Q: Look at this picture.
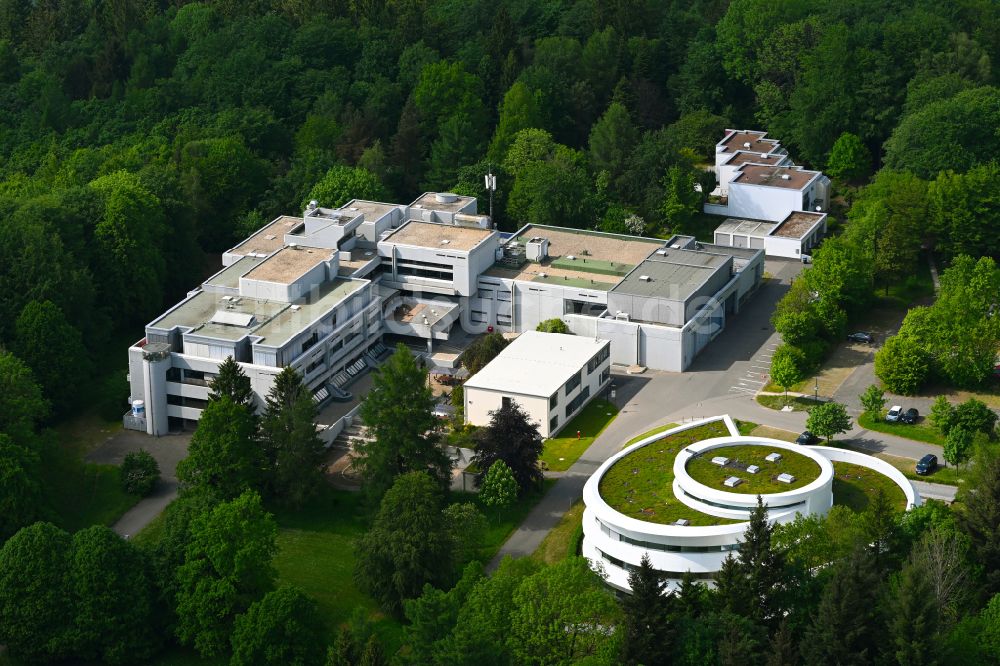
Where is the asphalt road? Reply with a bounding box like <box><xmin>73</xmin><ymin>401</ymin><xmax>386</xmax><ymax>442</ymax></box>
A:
<box><xmin>489</xmin><ymin>259</ymin><xmax>957</xmax><ymax>567</ymax></box>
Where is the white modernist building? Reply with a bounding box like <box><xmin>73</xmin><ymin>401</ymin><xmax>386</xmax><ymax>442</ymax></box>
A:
<box><xmin>582</xmin><ymin>416</ymin><xmax>921</xmax><ymax>592</ymax></box>
<box><xmin>463</xmin><ymin>331</ymin><xmax>611</xmax><ymax>437</ymax></box>
<box><xmin>127</xmin><ymin>189</ymin><xmax>768</xmax><ymax>435</ymax></box>
<box><xmin>712</xmin><ymin>211</ymin><xmax>828</xmax><ymax>260</ymax></box>
<box><xmin>705</xmin><ymin>129</ymin><xmax>832</xmax><ymax>258</ymax></box>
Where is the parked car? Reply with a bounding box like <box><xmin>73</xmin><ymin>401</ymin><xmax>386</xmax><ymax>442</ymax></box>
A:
<box><xmin>901</xmin><ymin>407</ymin><xmax>920</xmax><ymax>424</ymax></box>
<box><xmin>800</xmin><ymin>254</ymin><xmax>813</xmax><ymax>264</ymax></box>
<box><xmin>796</xmin><ymin>430</ymin><xmax>819</xmax><ymax>445</ymax></box>
<box><xmin>886</xmin><ymin>405</ymin><xmax>903</xmax><ymax>422</ymax></box>
<box><xmin>916</xmin><ymin>454</ymin><xmax>938</xmax><ymax>475</ymax></box>
<box><xmin>847</xmin><ymin>331</ymin><xmax>875</xmax><ymax>344</ymax></box>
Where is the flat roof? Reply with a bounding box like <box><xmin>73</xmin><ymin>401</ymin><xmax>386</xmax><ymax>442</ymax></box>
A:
<box><xmin>381</xmin><ymin>220</ymin><xmax>494</xmax><ymax>251</ymax></box>
<box><xmin>203</xmin><ymin>255</ymin><xmax>266</xmax><ymax>289</ymax></box>
<box><xmin>732</xmin><ymin>165</ymin><xmax>818</xmax><ymax>190</ymax></box>
<box><xmin>148</xmin><ymin>291</ymin><xmax>288</xmax><ymax>341</ymax></box>
<box><xmin>719</xmin><ymin>130</ymin><xmax>779</xmax><ymax>155</ymax></box>
<box><xmin>714</xmin><ymin>218</ymin><xmax>778</xmax><ymax>237</ymax></box>
<box><xmin>389</xmin><ymin>299</ymin><xmax>459</xmax><ymax>328</ymax></box>
<box><xmin>338</xmin><ymin>199</ymin><xmax>401</xmax><ymax>221</ymax></box>
<box><xmin>511</xmin><ymin>225</ymin><xmax>664</xmax><ymax>265</ymax></box>
<box><xmin>773</xmin><ymin>211</ymin><xmax>826</xmax><ymax>239</ymax></box>
<box><xmin>724</xmin><ymin>150</ymin><xmax>784</xmax><ymax>166</ymax></box>
<box><xmin>229</xmin><ymin>216</ymin><xmax>303</xmax><ymax>256</ymax></box>
<box><xmin>697</xmin><ymin>242</ymin><xmax>761</xmax><ymax>260</ymax></box>
<box><xmin>243</xmin><ymin>246</ymin><xmax>334</xmax><ymax>284</ymax></box>
<box><xmin>464</xmin><ymin>331</ymin><xmax>609</xmax><ymax>397</ymax></box>
<box><xmin>410</xmin><ymin>192</ymin><xmax>477</xmax><ymax>213</ymax></box>
<box><xmin>613</xmin><ymin>250</ymin><xmax>729</xmax><ymax>301</ymax></box>
<box><xmin>252</xmin><ymin>279</ymin><xmax>365</xmax><ymax>347</ymax></box>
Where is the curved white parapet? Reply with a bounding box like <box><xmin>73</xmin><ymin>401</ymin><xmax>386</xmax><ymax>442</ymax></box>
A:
<box><xmin>808</xmin><ymin>445</ymin><xmax>921</xmax><ymax>509</ymax></box>
<box><xmin>582</xmin><ymin>415</ymin><xmax>921</xmax><ymax>592</ymax></box>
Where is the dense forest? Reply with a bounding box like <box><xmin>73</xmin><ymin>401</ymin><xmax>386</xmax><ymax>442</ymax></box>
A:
<box><xmin>2</xmin><ymin>0</ymin><xmax>1000</xmax><ymax>664</ymax></box>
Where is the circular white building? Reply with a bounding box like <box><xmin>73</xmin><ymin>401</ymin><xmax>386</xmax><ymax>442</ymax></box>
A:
<box><xmin>582</xmin><ymin>415</ymin><xmax>920</xmax><ymax>592</ymax></box>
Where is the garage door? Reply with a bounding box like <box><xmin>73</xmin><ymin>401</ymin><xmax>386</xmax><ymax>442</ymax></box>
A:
<box><xmin>749</xmin><ymin>236</ymin><xmax>765</xmax><ymax>249</ymax></box>
<box><xmin>714</xmin><ymin>232</ymin><xmax>731</xmax><ymax>246</ymax></box>
<box><xmin>733</xmin><ymin>234</ymin><xmax>748</xmax><ymax>248</ymax></box>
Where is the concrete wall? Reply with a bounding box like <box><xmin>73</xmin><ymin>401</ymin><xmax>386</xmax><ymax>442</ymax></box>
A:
<box><xmin>465</xmin><ymin>388</ymin><xmax>552</xmax><ymax>435</ymax></box>
<box><xmin>727</xmin><ymin>183</ymin><xmax>801</xmax><ymax>222</ymax></box>
<box><xmin>379</xmin><ymin>237</ymin><xmax>500</xmax><ymax>297</ymax></box>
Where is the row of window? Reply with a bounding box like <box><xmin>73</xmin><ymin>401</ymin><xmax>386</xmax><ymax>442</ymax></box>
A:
<box><xmin>586</xmin><ymin>346</ymin><xmax>610</xmax><ymax>374</ymax></box>
<box><xmin>596</xmin><ymin>518</ymin><xmax>740</xmax><ymax>553</ymax></box>
<box><xmin>678</xmin><ymin>488</ymin><xmax>805</xmax><ymax>514</ymax></box>
<box><xmin>565</xmin><ymin>385</ymin><xmax>590</xmax><ymax>417</ymax></box>
<box><xmin>564</xmin><ymin>370</ymin><xmax>582</xmax><ymax>396</ymax></box>
<box><xmin>597</xmin><ymin>549</ymin><xmax>717</xmax><ymax>580</ymax></box>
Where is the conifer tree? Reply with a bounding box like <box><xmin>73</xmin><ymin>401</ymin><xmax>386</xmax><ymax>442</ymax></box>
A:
<box><xmin>209</xmin><ymin>356</ymin><xmax>254</xmax><ymax>409</ymax></box>
<box><xmin>260</xmin><ymin>366</ymin><xmax>325</xmax><ymax>507</ymax></box>
<box><xmin>621</xmin><ymin>554</ymin><xmax>674</xmax><ymax>666</ymax></box>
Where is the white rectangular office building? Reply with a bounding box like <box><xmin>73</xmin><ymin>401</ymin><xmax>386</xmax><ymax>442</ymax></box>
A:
<box><xmin>463</xmin><ymin>331</ymin><xmax>611</xmax><ymax>437</ymax></box>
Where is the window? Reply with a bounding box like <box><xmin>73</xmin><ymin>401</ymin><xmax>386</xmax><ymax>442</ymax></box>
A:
<box><xmin>302</xmin><ymin>331</ymin><xmax>319</xmax><ymax>353</ymax></box>
<box><xmin>502</xmin><ymin>396</ymin><xmax>513</xmax><ymax>409</ymax></box>
<box><xmin>565</xmin><ymin>386</ymin><xmax>590</xmax><ymax>417</ymax></box>
<box><xmin>564</xmin><ymin>370</ymin><xmax>582</xmax><ymax>396</ymax></box>
<box><xmin>586</xmin><ymin>346</ymin><xmax>610</xmax><ymax>374</ymax></box>
<box><xmin>549</xmin><ymin>392</ymin><xmax>558</xmax><ymax>409</ymax></box>
<box><xmin>477</xmin><ymin>288</ymin><xmax>494</xmax><ymax>298</ymax></box>
<box><xmin>550</xmin><ymin>415</ymin><xmax>559</xmax><ymax>433</ymax></box>
<box><xmin>600</xmin><ymin>368</ymin><xmax>611</xmax><ymax>384</ymax></box>
<box><xmin>305</xmin><ymin>357</ymin><xmax>323</xmax><ymax>374</ymax></box>
<box><xmin>497</xmin><ymin>291</ymin><xmax>511</xmax><ymax>302</ymax></box>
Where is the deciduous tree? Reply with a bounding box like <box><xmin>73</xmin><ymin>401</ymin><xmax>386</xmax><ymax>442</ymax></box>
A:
<box><xmin>13</xmin><ymin>299</ymin><xmax>90</xmax><ymax>411</ymax></box>
<box><xmin>120</xmin><ymin>450</ymin><xmax>160</xmax><ymax>496</ymax></box>
<box><xmin>535</xmin><ymin>318</ymin><xmax>569</xmax><ymax>333</ymax></box>
<box><xmin>462</xmin><ymin>332</ymin><xmax>509</xmax><ymax>375</ymax></box>
<box><xmin>806</xmin><ymin>402</ymin><xmax>852</xmax><ymax>443</ymax></box>
<box><xmin>472</xmin><ymin>400</ymin><xmax>544</xmax><ymax>495</ymax></box>
<box><xmin>175</xmin><ymin>490</ymin><xmax>277</xmax><ymax>657</ymax></box>
<box><xmin>231</xmin><ymin>586</ymin><xmax>326</xmax><ymax>666</ymax></box>
<box><xmin>875</xmin><ymin>335</ymin><xmax>930</xmax><ymax>396</ymax></box>
<box><xmin>479</xmin><ymin>460</ymin><xmax>518</xmax><ymax>525</ymax></box>
<box><xmin>355</xmin><ymin>472</ymin><xmax>455</xmax><ymax>616</ymax></box>
<box><xmin>859</xmin><ymin>384</ymin><xmax>887</xmax><ymax>419</ymax></box>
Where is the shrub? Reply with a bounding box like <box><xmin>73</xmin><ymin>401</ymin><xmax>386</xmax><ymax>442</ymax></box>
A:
<box><xmin>954</xmin><ymin>398</ymin><xmax>998</xmax><ymax>439</ymax></box>
<box><xmin>874</xmin><ymin>335</ymin><xmax>930</xmax><ymax>395</ymax></box>
<box><xmin>536</xmin><ymin>318</ymin><xmax>569</xmax><ymax>333</ymax></box>
<box><xmin>120</xmin><ymin>450</ymin><xmax>160</xmax><ymax>496</ymax></box>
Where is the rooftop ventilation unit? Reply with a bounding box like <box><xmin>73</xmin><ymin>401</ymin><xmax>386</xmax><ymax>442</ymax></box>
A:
<box><xmin>290</xmin><ymin>305</ymin><xmax>301</xmax><ymax>311</ymax></box>
<box><xmin>289</xmin><ymin>242</ymin><xmax>298</xmax><ymax>249</ymax></box>
<box><xmin>440</xmin><ymin>239</ymin><xmax>450</xmax><ymax>245</ymax></box>
<box><xmin>639</xmin><ymin>275</ymin><xmax>651</xmax><ymax>282</ymax></box>
<box><xmin>760</xmin><ymin>153</ymin><xmax>769</xmax><ymax>158</ymax></box>
<box><xmin>765</xmin><ymin>452</ymin><xmax>782</xmax><ymax>463</ymax></box>
<box><xmin>747</xmin><ymin>465</ymin><xmax>760</xmax><ymax>474</ymax></box>
<box><xmin>674</xmin><ymin>518</ymin><xmax>690</xmax><ymax>526</ymax></box>
<box><xmin>435</xmin><ymin>192</ymin><xmax>458</xmax><ymax>203</ymax></box>
<box><xmin>656</xmin><ymin>249</ymin><xmax>667</xmax><ymax>256</ymax></box>
<box><xmin>743</xmin><ymin>142</ymin><xmax>751</xmax><ymax>148</ymax></box>
<box><xmin>777</xmin><ymin>473</ymin><xmax>796</xmax><ymax>484</ymax></box>
<box><xmin>781</xmin><ymin>174</ymin><xmax>791</xmax><ymax>180</ymax></box>
<box><xmin>566</xmin><ymin>255</ymin><xmax>575</xmax><ymax>260</ymax></box>
<box><xmin>711</xmin><ymin>456</ymin><xmax>729</xmax><ymax>466</ymax></box>
<box><xmin>537</xmin><ymin>272</ymin><xmax>547</xmax><ymax>278</ymax></box>
<box><xmin>724</xmin><ymin>477</ymin><xmax>743</xmax><ymax>488</ymax></box>
<box><xmin>307</xmin><ymin>200</ymin><xmax>318</xmax><ymax>210</ymax></box>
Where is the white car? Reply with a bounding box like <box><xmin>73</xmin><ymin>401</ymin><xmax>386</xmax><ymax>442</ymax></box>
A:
<box><xmin>886</xmin><ymin>405</ymin><xmax>903</xmax><ymax>422</ymax></box>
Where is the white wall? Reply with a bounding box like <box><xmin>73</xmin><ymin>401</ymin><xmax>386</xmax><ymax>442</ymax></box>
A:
<box><xmin>464</xmin><ymin>388</ymin><xmax>552</xmax><ymax>435</ymax></box>
<box><xmin>727</xmin><ymin>183</ymin><xmax>801</xmax><ymax>222</ymax></box>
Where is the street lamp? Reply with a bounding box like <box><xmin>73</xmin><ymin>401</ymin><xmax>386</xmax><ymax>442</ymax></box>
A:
<box><xmin>814</xmin><ymin>377</ymin><xmax>819</xmax><ymax>403</ymax></box>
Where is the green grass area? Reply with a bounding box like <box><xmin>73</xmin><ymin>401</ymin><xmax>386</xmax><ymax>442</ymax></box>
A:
<box><xmin>549</xmin><ymin>256</ymin><xmax>632</xmax><ymax>276</ymax></box>
<box><xmin>531</xmin><ymin>500</ymin><xmax>585</xmax><ymax>565</ymax></box>
<box><xmin>269</xmin><ymin>489</ymin><xmax>404</xmax><ymax>652</ymax></box>
<box><xmin>857</xmin><ymin>412</ymin><xmax>946</xmax><ymax>446</ymax></box>
<box><xmin>451</xmin><ymin>478</ymin><xmax>556</xmax><ymax>563</ymax></box>
<box><xmin>541</xmin><ymin>399</ymin><xmax>619</xmax><ymax>471</ymax></box>
<box><xmin>44</xmin><ymin>461</ymin><xmax>140</xmax><ymax>532</ymax></box>
<box><xmin>833</xmin><ymin>443</ymin><xmax>967</xmax><ymax>487</ymax></box>
<box><xmin>685</xmin><ymin>445</ymin><xmax>821</xmax><ymax>494</ymax></box>
<box><xmin>598</xmin><ymin>421</ymin><xmax>743</xmax><ymax>526</ymax></box>
<box><xmin>756</xmin><ymin>394</ymin><xmax>823</xmax><ymax>412</ymax></box>
<box><xmin>621</xmin><ymin>419</ymin><xmax>755</xmax><ymax>450</ymax></box>
<box><xmin>832</xmin><ymin>461</ymin><xmax>907</xmax><ymax>512</ymax></box>
<box><xmin>530</xmin><ymin>274</ymin><xmax>614</xmax><ymax>290</ymax></box>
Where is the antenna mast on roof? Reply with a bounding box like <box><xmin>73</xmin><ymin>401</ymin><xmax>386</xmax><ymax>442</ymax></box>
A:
<box><xmin>484</xmin><ymin>166</ymin><xmax>497</xmax><ymax>229</ymax></box>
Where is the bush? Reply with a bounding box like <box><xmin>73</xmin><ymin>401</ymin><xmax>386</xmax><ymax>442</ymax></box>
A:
<box><xmin>119</xmin><ymin>450</ymin><xmax>160</xmax><ymax>496</ymax></box>
<box><xmin>874</xmin><ymin>335</ymin><xmax>930</xmax><ymax>395</ymax></box>
<box><xmin>954</xmin><ymin>398</ymin><xmax>998</xmax><ymax>439</ymax></box>
<box><xmin>536</xmin><ymin>318</ymin><xmax>569</xmax><ymax>333</ymax></box>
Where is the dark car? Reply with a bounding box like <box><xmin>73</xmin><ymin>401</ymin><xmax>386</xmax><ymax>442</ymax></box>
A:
<box><xmin>796</xmin><ymin>431</ymin><xmax>819</xmax><ymax>445</ymax></box>
<box><xmin>847</xmin><ymin>332</ymin><xmax>875</xmax><ymax>344</ymax></box>
<box><xmin>901</xmin><ymin>407</ymin><xmax>920</xmax><ymax>424</ymax></box>
<box><xmin>916</xmin><ymin>454</ymin><xmax>938</xmax><ymax>475</ymax></box>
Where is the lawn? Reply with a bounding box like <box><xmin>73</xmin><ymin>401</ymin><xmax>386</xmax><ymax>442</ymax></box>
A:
<box><xmin>832</xmin><ymin>461</ymin><xmax>906</xmax><ymax>512</ymax></box>
<box><xmin>756</xmin><ymin>394</ymin><xmax>823</xmax><ymax>412</ymax></box>
<box><xmin>269</xmin><ymin>489</ymin><xmax>405</xmax><ymax>652</ymax></box>
<box><xmin>541</xmin><ymin>399</ymin><xmax>618</xmax><ymax>471</ymax></box>
<box><xmin>685</xmin><ymin>445</ymin><xmax>821</xmax><ymax>494</ymax></box>
<box><xmin>833</xmin><ymin>443</ymin><xmax>967</xmax><ymax>487</ymax></box>
<box><xmin>749</xmin><ymin>425</ymin><xmax>800</xmax><ymax>442</ymax></box>
<box><xmin>621</xmin><ymin>419</ymin><xmax>755</xmax><ymax>450</ymax></box>
<box><xmin>858</xmin><ymin>412</ymin><xmax>946</xmax><ymax>447</ymax></box>
<box><xmin>531</xmin><ymin>500</ymin><xmax>585</xmax><ymax>565</ymax></box>
<box><xmin>598</xmin><ymin>421</ymin><xmax>743</xmax><ymax>526</ymax></box>
<box><xmin>452</xmin><ymin>478</ymin><xmax>557</xmax><ymax>562</ymax></box>
<box><xmin>40</xmin><ymin>419</ymin><xmax>140</xmax><ymax>532</ymax></box>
